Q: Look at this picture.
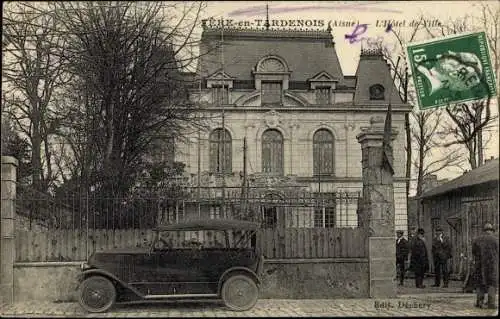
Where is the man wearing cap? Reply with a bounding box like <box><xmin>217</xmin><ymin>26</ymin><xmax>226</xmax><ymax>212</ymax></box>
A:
<box><xmin>471</xmin><ymin>223</ymin><xmax>498</xmax><ymax>309</ymax></box>
<box><xmin>432</xmin><ymin>226</ymin><xmax>452</xmax><ymax>288</ymax></box>
<box><xmin>410</xmin><ymin>228</ymin><xmax>429</xmax><ymax>288</ymax></box>
<box><xmin>396</xmin><ymin>230</ymin><xmax>409</xmax><ymax>286</ymax></box>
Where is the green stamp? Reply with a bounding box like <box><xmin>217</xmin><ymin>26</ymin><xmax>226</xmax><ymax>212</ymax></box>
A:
<box><xmin>406</xmin><ymin>31</ymin><xmax>497</xmax><ymax>110</ymax></box>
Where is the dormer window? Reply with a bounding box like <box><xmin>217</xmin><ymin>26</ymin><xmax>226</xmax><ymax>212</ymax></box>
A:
<box><xmin>369</xmin><ymin>84</ymin><xmax>385</xmax><ymax>100</ymax></box>
<box><xmin>206</xmin><ymin>70</ymin><xmax>234</xmax><ymax>105</ymax></box>
<box><xmin>308</xmin><ymin>71</ymin><xmax>337</xmax><ymax>105</ymax></box>
<box><xmin>253</xmin><ymin>56</ymin><xmax>291</xmax><ymax>107</ymax></box>
<box><xmin>316</xmin><ymin>87</ymin><xmax>331</xmax><ymax>104</ymax></box>
<box><xmin>212</xmin><ymin>85</ymin><xmax>229</xmax><ymax>105</ymax></box>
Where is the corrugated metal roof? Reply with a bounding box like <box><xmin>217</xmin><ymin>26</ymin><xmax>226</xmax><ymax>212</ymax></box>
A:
<box><xmin>419</xmin><ymin>158</ymin><xmax>499</xmax><ymax>199</ymax></box>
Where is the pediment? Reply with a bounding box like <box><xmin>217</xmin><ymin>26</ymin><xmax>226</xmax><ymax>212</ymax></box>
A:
<box><xmin>206</xmin><ymin>70</ymin><xmax>235</xmax><ymax>80</ymax></box>
<box><xmin>308</xmin><ymin>71</ymin><xmax>338</xmax><ymax>82</ymax></box>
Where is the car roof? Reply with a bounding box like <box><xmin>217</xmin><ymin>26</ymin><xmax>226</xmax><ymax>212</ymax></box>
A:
<box><xmin>155</xmin><ymin>219</ymin><xmax>261</xmax><ymax>231</ymax></box>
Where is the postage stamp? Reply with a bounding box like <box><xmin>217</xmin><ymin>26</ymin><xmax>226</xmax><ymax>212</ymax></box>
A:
<box><xmin>406</xmin><ymin>31</ymin><xmax>497</xmax><ymax>110</ymax></box>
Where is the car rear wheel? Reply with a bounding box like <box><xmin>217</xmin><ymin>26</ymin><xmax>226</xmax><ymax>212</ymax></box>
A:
<box><xmin>78</xmin><ymin>276</ymin><xmax>116</xmax><ymax>313</ymax></box>
<box><xmin>221</xmin><ymin>274</ymin><xmax>259</xmax><ymax>311</ymax></box>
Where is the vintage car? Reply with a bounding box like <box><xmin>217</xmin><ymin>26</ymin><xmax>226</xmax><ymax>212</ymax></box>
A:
<box><xmin>77</xmin><ymin>219</ymin><xmax>264</xmax><ymax>313</ymax></box>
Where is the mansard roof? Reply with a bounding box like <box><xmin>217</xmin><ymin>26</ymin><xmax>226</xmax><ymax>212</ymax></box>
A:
<box><xmin>198</xmin><ymin>27</ymin><xmax>347</xmax><ymax>85</ymax></box>
<box><xmin>353</xmin><ymin>49</ymin><xmax>403</xmax><ymax>105</ymax></box>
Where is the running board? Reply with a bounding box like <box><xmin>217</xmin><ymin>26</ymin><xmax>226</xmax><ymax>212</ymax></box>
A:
<box><xmin>144</xmin><ymin>294</ymin><xmax>218</xmax><ymax>299</ymax></box>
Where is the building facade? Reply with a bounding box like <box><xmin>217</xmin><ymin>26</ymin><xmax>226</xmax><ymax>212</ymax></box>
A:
<box><xmin>175</xmin><ymin>26</ymin><xmax>411</xmax><ymax>230</ymax></box>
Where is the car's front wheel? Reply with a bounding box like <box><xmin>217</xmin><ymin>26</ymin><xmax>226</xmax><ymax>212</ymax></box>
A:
<box><xmin>221</xmin><ymin>274</ymin><xmax>259</xmax><ymax>311</ymax></box>
<box><xmin>78</xmin><ymin>275</ymin><xmax>116</xmax><ymax>313</ymax></box>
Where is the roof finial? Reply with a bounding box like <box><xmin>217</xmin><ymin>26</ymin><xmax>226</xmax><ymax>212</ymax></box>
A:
<box><xmin>265</xmin><ymin>3</ymin><xmax>270</xmax><ymax>30</ymax></box>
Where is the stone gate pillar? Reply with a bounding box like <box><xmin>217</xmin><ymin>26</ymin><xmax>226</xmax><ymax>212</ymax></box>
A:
<box><xmin>1</xmin><ymin>156</ymin><xmax>18</xmax><ymax>305</ymax></box>
<box><xmin>356</xmin><ymin>117</ymin><xmax>398</xmax><ymax>298</ymax></box>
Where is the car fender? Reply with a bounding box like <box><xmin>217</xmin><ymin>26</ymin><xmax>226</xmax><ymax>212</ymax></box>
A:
<box><xmin>217</xmin><ymin>267</ymin><xmax>261</xmax><ymax>294</ymax></box>
<box><xmin>77</xmin><ymin>269</ymin><xmax>144</xmax><ymax>299</ymax></box>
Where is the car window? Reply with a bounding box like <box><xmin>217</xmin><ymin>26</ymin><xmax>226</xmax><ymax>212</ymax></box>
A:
<box><xmin>156</xmin><ymin>229</ymin><xmax>255</xmax><ymax>249</ymax></box>
<box><xmin>158</xmin><ymin>230</ymin><xmax>227</xmax><ymax>249</ymax></box>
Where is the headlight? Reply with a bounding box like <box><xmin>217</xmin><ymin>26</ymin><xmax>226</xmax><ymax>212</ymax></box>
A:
<box><xmin>80</xmin><ymin>262</ymin><xmax>91</xmax><ymax>271</ymax></box>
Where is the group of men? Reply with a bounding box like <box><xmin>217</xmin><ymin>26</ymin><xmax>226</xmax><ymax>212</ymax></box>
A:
<box><xmin>395</xmin><ymin>223</ymin><xmax>498</xmax><ymax>309</ymax></box>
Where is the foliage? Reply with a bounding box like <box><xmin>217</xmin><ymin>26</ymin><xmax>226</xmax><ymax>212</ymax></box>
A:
<box><xmin>1</xmin><ymin>117</ymin><xmax>34</xmax><ymax>183</ymax></box>
<box><xmin>2</xmin><ymin>2</ymin><xmax>206</xmax><ymax>228</ymax></box>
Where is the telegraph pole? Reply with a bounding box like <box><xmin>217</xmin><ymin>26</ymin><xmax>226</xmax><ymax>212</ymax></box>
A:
<box><xmin>197</xmin><ymin>77</ymin><xmax>202</xmax><ymax>218</ymax></box>
<box><xmin>240</xmin><ymin>137</ymin><xmax>248</xmax><ymax>218</ymax></box>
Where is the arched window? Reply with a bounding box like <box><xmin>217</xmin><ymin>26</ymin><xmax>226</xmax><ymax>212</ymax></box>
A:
<box><xmin>262</xmin><ymin>129</ymin><xmax>283</xmax><ymax>175</ymax></box>
<box><xmin>313</xmin><ymin>129</ymin><xmax>334</xmax><ymax>175</ymax></box>
<box><xmin>209</xmin><ymin>129</ymin><xmax>232</xmax><ymax>174</ymax></box>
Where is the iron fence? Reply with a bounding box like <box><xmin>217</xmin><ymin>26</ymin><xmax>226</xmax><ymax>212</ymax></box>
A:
<box><xmin>15</xmin><ymin>185</ymin><xmax>365</xmax><ymax>261</ymax></box>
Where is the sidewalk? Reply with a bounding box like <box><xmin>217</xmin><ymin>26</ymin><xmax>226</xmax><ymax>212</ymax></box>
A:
<box><xmin>1</xmin><ymin>279</ymin><xmax>497</xmax><ymax>317</ymax></box>
<box><xmin>396</xmin><ymin>277</ymin><xmax>465</xmax><ymax>295</ymax></box>
<box><xmin>1</xmin><ymin>294</ymin><xmax>497</xmax><ymax>317</ymax></box>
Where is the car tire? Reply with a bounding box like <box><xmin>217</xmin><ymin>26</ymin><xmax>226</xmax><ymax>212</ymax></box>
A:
<box><xmin>221</xmin><ymin>274</ymin><xmax>259</xmax><ymax>311</ymax></box>
<box><xmin>78</xmin><ymin>275</ymin><xmax>116</xmax><ymax>313</ymax></box>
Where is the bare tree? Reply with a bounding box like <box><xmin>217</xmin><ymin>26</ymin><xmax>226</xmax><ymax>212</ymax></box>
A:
<box><xmin>381</xmin><ymin>16</ymin><xmax>465</xmax><ymax>197</ymax></box>
<box><xmin>424</xmin><ymin>3</ymin><xmax>499</xmax><ymax>169</ymax></box>
<box><xmin>411</xmin><ymin>110</ymin><xmax>465</xmax><ymax>195</ymax></box>
<box><xmin>2</xmin><ymin>2</ymin><xmax>69</xmax><ymax>192</ymax></box>
<box><xmin>382</xmin><ymin>17</ymin><xmax>422</xmax><ymax>201</ymax></box>
<box><xmin>49</xmin><ymin>2</ymin><xmax>205</xmax><ymax>199</ymax></box>
<box><xmin>380</xmin><ymin>14</ymin><xmax>475</xmax><ymax>199</ymax></box>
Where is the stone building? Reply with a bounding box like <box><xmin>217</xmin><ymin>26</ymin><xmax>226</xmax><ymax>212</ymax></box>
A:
<box><xmin>174</xmin><ymin>25</ymin><xmax>411</xmax><ymax>230</ymax></box>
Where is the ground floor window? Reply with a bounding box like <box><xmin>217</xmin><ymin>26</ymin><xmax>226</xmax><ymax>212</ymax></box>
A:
<box><xmin>210</xmin><ymin>204</ymin><xmax>221</xmax><ymax>219</ymax></box>
<box><xmin>313</xmin><ymin>193</ymin><xmax>336</xmax><ymax>228</ymax></box>
<box><xmin>314</xmin><ymin>207</ymin><xmax>336</xmax><ymax>228</ymax></box>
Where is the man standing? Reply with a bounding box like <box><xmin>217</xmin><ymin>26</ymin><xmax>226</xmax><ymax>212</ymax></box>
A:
<box><xmin>396</xmin><ymin>230</ymin><xmax>409</xmax><ymax>286</ymax></box>
<box><xmin>432</xmin><ymin>226</ymin><xmax>452</xmax><ymax>288</ymax></box>
<box><xmin>471</xmin><ymin>223</ymin><xmax>498</xmax><ymax>309</ymax></box>
<box><xmin>410</xmin><ymin>228</ymin><xmax>429</xmax><ymax>288</ymax></box>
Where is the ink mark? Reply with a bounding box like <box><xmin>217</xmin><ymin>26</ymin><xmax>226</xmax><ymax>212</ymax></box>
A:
<box><xmin>227</xmin><ymin>4</ymin><xmax>403</xmax><ymax>17</ymax></box>
<box><xmin>385</xmin><ymin>23</ymin><xmax>392</xmax><ymax>33</ymax></box>
<box><xmin>345</xmin><ymin>24</ymin><xmax>368</xmax><ymax>44</ymax></box>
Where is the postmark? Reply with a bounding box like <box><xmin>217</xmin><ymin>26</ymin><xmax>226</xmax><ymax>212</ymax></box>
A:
<box><xmin>406</xmin><ymin>31</ymin><xmax>497</xmax><ymax>110</ymax></box>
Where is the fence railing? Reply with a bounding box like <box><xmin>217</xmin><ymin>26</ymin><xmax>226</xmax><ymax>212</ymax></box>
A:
<box><xmin>16</xmin><ymin>186</ymin><xmax>361</xmax><ymax>230</ymax></box>
<box><xmin>15</xmin><ymin>187</ymin><xmax>366</xmax><ymax>262</ymax></box>
<box><xmin>258</xmin><ymin>227</ymin><xmax>366</xmax><ymax>259</ymax></box>
<box><xmin>16</xmin><ymin>227</ymin><xmax>367</xmax><ymax>262</ymax></box>
<box><xmin>15</xmin><ymin>228</ymin><xmax>247</xmax><ymax>262</ymax></box>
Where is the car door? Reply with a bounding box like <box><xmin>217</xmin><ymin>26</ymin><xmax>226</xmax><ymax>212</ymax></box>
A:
<box><xmin>126</xmin><ymin>252</ymin><xmax>162</xmax><ymax>296</ymax></box>
<box><xmin>157</xmin><ymin>248</ymin><xmax>214</xmax><ymax>295</ymax></box>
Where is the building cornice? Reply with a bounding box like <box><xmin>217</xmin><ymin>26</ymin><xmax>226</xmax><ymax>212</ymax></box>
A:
<box><xmin>197</xmin><ymin>104</ymin><xmax>412</xmax><ymax>113</ymax></box>
<box><xmin>202</xmin><ymin>27</ymin><xmax>334</xmax><ymax>42</ymax></box>
<box><xmin>296</xmin><ymin>176</ymin><xmax>408</xmax><ymax>183</ymax></box>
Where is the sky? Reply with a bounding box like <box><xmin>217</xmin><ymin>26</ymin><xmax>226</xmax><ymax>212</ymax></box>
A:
<box><xmin>199</xmin><ymin>1</ymin><xmax>499</xmax><ymax>184</ymax></box>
